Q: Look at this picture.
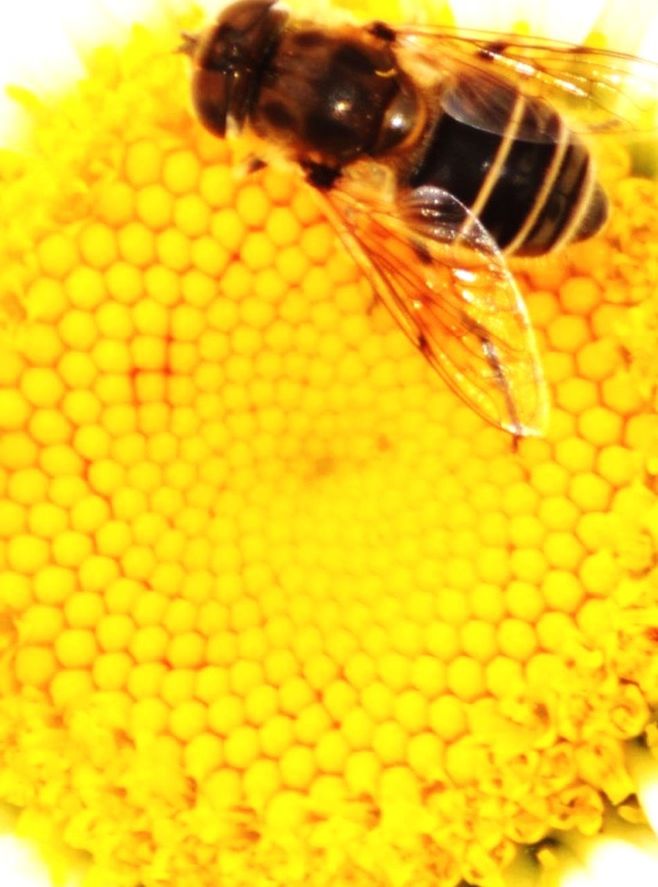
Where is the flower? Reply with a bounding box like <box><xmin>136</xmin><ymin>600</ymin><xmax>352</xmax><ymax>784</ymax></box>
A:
<box><xmin>1</xmin><ymin>1</ymin><xmax>658</xmax><ymax>886</ymax></box>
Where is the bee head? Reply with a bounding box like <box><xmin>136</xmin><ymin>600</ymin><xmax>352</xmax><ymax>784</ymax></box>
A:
<box><xmin>188</xmin><ymin>0</ymin><xmax>288</xmax><ymax>137</ymax></box>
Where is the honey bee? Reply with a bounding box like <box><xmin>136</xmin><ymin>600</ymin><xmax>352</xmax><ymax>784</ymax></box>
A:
<box><xmin>184</xmin><ymin>0</ymin><xmax>658</xmax><ymax>437</ymax></box>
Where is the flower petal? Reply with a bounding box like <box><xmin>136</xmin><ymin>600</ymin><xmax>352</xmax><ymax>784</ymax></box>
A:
<box><xmin>0</xmin><ymin>834</ymin><xmax>53</xmax><ymax>887</ymax></box>
<box><xmin>585</xmin><ymin>839</ymin><xmax>658</xmax><ymax>885</ymax></box>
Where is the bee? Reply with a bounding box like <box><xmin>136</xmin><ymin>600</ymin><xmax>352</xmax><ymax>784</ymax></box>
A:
<box><xmin>184</xmin><ymin>0</ymin><xmax>658</xmax><ymax>437</ymax></box>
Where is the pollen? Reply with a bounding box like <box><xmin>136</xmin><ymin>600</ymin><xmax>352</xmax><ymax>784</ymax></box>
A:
<box><xmin>0</xmin><ymin>10</ymin><xmax>657</xmax><ymax>887</ymax></box>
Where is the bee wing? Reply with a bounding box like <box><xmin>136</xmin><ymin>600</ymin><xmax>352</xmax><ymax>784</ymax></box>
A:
<box><xmin>393</xmin><ymin>25</ymin><xmax>658</xmax><ymax>138</ymax></box>
<box><xmin>318</xmin><ymin>180</ymin><xmax>549</xmax><ymax>437</ymax></box>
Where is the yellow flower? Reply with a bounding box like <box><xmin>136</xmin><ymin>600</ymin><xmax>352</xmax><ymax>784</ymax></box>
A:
<box><xmin>1</xmin><ymin>1</ymin><xmax>658</xmax><ymax>885</ymax></box>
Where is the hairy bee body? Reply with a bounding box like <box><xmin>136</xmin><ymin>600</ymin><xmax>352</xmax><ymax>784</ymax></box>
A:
<box><xmin>190</xmin><ymin>0</ymin><xmax>606</xmax><ymax>257</ymax></box>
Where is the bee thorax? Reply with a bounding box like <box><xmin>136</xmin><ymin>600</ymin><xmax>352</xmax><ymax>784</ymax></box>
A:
<box><xmin>252</xmin><ymin>29</ymin><xmax>415</xmax><ymax>164</ymax></box>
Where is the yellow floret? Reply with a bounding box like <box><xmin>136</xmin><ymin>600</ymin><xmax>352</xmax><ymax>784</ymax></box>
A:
<box><xmin>14</xmin><ymin>645</ymin><xmax>57</xmax><ymax>686</ymax></box>
<box><xmin>93</xmin><ymin>651</ymin><xmax>132</xmax><ymax>690</ymax></box>
<box><xmin>97</xmin><ymin>613</ymin><xmax>135</xmax><ymax>652</ymax></box>
<box><xmin>51</xmin><ymin>669</ymin><xmax>94</xmax><ymax>706</ymax></box>
<box><xmin>169</xmin><ymin>698</ymin><xmax>207</xmax><ymax>740</ymax></box>
<box><xmin>64</xmin><ymin>591</ymin><xmax>105</xmax><ymax>627</ymax></box>
<box><xmin>54</xmin><ymin>628</ymin><xmax>97</xmax><ymax>667</ymax></box>
<box><xmin>0</xmin><ymin>389</ymin><xmax>30</xmax><ymax>430</ymax></box>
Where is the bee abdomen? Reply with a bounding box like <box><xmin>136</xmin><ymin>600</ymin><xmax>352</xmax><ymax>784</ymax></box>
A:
<box><xmin>505</xmin><ymin>136</ymin><xmax>607</xmax><ymax>256</ymax></box>
<box><xmin>409</xmin><ymin>75</ymin><xmax>607</xmax><ymax>256</ymax></box>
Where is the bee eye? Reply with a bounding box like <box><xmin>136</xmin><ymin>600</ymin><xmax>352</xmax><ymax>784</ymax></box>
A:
<box><xmin>189</xmin><ymin>0</ymin><xmax>289</xmax><ymax>136</ymax></box>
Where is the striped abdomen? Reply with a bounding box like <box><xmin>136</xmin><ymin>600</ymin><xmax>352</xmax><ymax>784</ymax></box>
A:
<box><xmin>408</xmin><ymin>74</ymin><xmax>608</xmax><ymax>256</ymax></box>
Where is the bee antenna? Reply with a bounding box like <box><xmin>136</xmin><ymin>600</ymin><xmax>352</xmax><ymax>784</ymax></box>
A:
<box><xmin>177</xmin><ymin>31</ymin><xmax>199</xmax><ymax>56</ymax></box>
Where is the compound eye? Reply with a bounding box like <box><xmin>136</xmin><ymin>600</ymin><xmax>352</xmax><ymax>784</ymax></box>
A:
<box><xmin>191</xmin><ymin>67</ymin><xmax>230</xmax><ymax>137</ymax></box>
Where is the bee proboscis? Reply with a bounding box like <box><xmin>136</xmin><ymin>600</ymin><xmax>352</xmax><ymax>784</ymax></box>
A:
<box><xmin>185</xmin><ymin>0</ymin><xmax>658</xmax><ymax>437</ymax></box>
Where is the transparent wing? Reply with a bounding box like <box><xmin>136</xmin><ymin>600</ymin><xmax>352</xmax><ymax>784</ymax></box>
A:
<box><xmin>390</xmin><ymin>24</ymin><xmax>658</xmax><ymax>138</ymax></box>
<box><xmin>317</xmin><ymin>179</ymin><xmax>549</xmax><ymax>437</ymax></box>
